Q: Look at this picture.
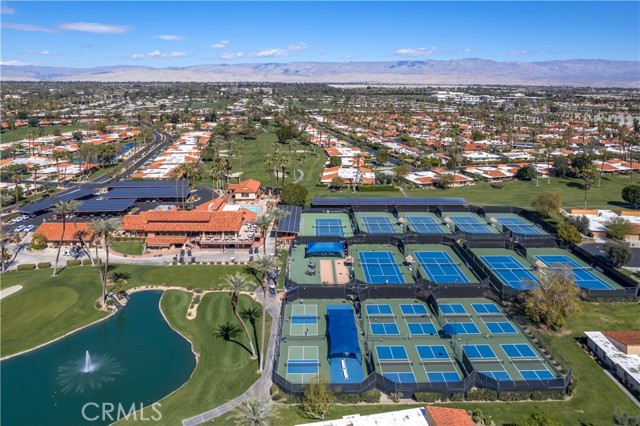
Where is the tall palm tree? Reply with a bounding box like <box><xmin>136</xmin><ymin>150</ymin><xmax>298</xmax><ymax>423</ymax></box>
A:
<box><xmin>90</xmin><ymin>218</ymin><xmax>121</xmax><ymax>305</ymax></box>
<box><xmin>224</xmin><ymin>273</ymin><xmax>257</xmax><ymax>358</ymax></box>
<box><xmin>269</xmin><ymin>208</ymin><xmax>290</xmax><ymax>258</ymax></box>
<box><xmin>51</xmin><ymin>200</ymin><xmax>80</xmax><ymax>276</ymax></box>
<box><xmin>11</xmin><ymin>174</ymin><xmax>22</xmax><ymax>207</ymax></box>
<box><xmin>30</xmin><ymin>164</ymin><xmax>40</xmax><ymax>199</ymax></box>
<box><xmin>254</xmin><ymin>214</ymin><xmax>272</xmax><ymax>253</ymax></box>
<box><xmin>279</xmin><ymin>152</ymin><xmax>291</xmax><ymax>188</ymax></box>
<box><xmin>173</xmin><ymin>163</ymin><xmax>190</xmax><ymax>210</ymax></box>
<box><xmin>232</xmin><ymin>397</ymin><xmax>274</xmax><ymax>426</ymax></box>
<box><xmin>264</xmin><ymin>155</ymin><xmax>274</xmax><ymax>193</ymax></box>
<box><xmin>238</xmin><ymin>145</ymin><xmax>245</xmax><ymax>174</ymax></box>
<box><xmin>251</xmin><ymin>255</ymin><xmax>278</xmax><ymax>373</ymax></box>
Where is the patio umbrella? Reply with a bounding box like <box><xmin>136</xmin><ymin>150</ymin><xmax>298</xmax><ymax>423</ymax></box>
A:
<box><xmin>345</xmin><ymin>255</ymin><xmax>355</xmax><ymax>263</ymax></box>
<box><xmin>405</xmin><ymin>255</ymin><xmax>414</xmax><ymax>264</ymax></box>
<box><xmin>442</xmin><ymin>324</ymin><xmax>457</xmax><ymax>337</ymax></box>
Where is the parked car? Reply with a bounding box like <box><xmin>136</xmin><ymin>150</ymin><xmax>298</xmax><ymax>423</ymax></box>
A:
<box><xmin>24</xmin><ymin>224</ymin><xmax>35</xmax><ymax>232</ymax></box>
<box><xmin>29</xmin><ymin>214</ymin><xmax>36</xmax><ymax>218</ymax></box>
<box><xmin>269</xmin><ymin>284</ymin><xmax>277</xmax><ymax>295</ymax></box>
<box><xmin>14</xmin><ymin>225</ymin><xmax>25</xmax><ymax>233</ymax></box>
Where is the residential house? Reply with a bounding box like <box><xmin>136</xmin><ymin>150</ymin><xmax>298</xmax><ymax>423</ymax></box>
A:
<box><xmin>33</xmin><ymin>222</ymin><xmax>95</xmax><ymax>247</ymax></box>
<box><xmin>585</xmin><ymin>331</ymin><xmax>640</xmax><ymax>394</ymax></box>
<box><xmin>226</xmin><ymin>179</ymin><xmax>262</xmax><ymax>201</ymax></box>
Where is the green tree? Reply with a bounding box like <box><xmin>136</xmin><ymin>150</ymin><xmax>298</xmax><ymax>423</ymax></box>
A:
<box><xmin>531</xmin><ymin>192</ymin><xmax>562</xmax><ymax>218</ymax></box>
<box><xmin>556</xmin><ymin>222</ymin><xmax>582</xmax><ymax>244</ymax></box>
<box><xmin>280</xmin><ymin>183</ymin><xmax>308</xmax><ymax>206</ymax></box>
<box><xmin>575</xmin><ymin>165</ymin><xmax>599</xmax><ymax>208</ymax></box>
<box><xmin>471</xmin><ymin>129</ymin><xmax>485</xmax><ymax>141</ymax></box>
<box><xmin>622</xmin><ymin>185</ymin><xmax>640</xmax><ymax>209</ymax></box>
<box><xmin>604</xmin><ymin>240</ymin><xmax>633</xmax><ymax>267</ymax></box>
<box><xmin>51</xmin><ymin>200</ymin><xmax>80</xmax><ymax>277</ymax></box>
<box><xmin>613</xmin><ymin>411</ymin><xmax>640</xmax><ymax>426</ymax></box>
<box><xmin>376</xmin><ymin>150</ymin><xmax>389</xmax><ymax>165</ymax></box>
<box><xmin>30</xmin><ymin>232</ymin><xmax>48</xmax><ymax>250</ymax></box>
<box><xmin>254</xmin><ymin>214</ymin><xmax>272</xmax><ymax>253</ymax></box>
<box><xmin>275</xmin><ymin>125</ymin><xmax>297</xmax><ymax>144</ymax></box>
<box><xmin>328</xmin><ymin>157</ymin><xmax>341</xmax><ymax>167</ymax></box>
<box><xmin>523</xmin><ymin>265</ymin><xmax>582</xmax><ymax>329</ymax></box>
<box><xmin>516</xmin><ymin>164</ymin><xmax>537</xmax><ymax>180</ymax></box>
<box><xmin>329</xmin><ymin>176</ymin><xmax>346</xmax><ymax>190</ymax></box>
<box><xmin>300</xmin><ymin>378</ymin><xmax>335</xmax><ymax>420</ymax></box>
<box><xmin>570</xmin><ymin>153</ymin><xmax>592</xmax><ymax>173</ymax></box>
<box><xmin>516</xmin><ymin>411</ymin><xmax>562</xmax><ymax>426</ymax></box>
<box><xmin>233</xmin><ymin>397</ymin><xmax>274</xmax><ymax>426</ymax></box>
<box><xmin>606</xmin><ymin>217</ymin><xmax>634</xmax><ymax>240</ymax></box>
<box><xmin>435</xmin><ymin>173</ymin><xmax>455</xmax><ymax>189</ymax></box>
<box><xmin>90</xmin><ymin>218</ymin><xmax>121</xmax><ymax>306</ymax></box>
<box><xmin>224</xmin><ymin>273</ymin><xmax>257</xmax><ymax>358</ymax></box>
<box><xmin>393</xmin><ymin>165</ymin><xmax>409</xmax><ymax>182</ymax></box>
<box><xmin>553</xmin><ymin>155</ymin><xmax>569</xmax><ymax>177</ymax></box>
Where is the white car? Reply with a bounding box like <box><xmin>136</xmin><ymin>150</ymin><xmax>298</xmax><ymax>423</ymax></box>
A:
<box><xmin>24</xmin><ymin>224</ymin><xmax>35</xmax><ymax>232</ymax></box>
<box><xmin>14</xmin><ymin>225</ymin><xmax>25</xmax><ymax>233</ymax></box>
<box><xmin>12</xmin><ymin>217</ymin><xmax>23</xmax><ymax>223</ymax></box>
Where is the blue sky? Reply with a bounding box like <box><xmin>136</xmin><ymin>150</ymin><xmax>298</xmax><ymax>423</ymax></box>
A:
<box><xmin>1</xmin><ymin>1</ymin><xmax>638</xmax><ymax>67</ymax></box>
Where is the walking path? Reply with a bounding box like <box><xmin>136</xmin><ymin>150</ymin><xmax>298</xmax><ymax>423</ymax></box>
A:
<box><xmin>0</xmin><ymin>285</ymin><xmax>22</xmax><ymax>299</ymax></box>
<box><xmin>181</xmin><ymin>287</ymin><xmax>281</xmax><ymax>426</ymax></box>
<box><xmin>293</xmin><ymin>168</ymin><xmax>305</xmax><ymax>184</ymax></box>
<box><xmin>398</xmin><ymin>186</ymin><xmax>409</xmax><ymax>198</ymax></box>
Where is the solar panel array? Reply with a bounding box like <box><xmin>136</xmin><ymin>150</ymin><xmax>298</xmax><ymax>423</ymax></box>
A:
<box><xmin>76</xmin><ymin>199</ymin><xmax>136</xmax><ymax>213</ymax></box>
<box><xmin>104</xmin><ymin>186</ymin><xmax>188</xmax><ymax>199</ymax></box>
<box><xmin>311</xmin><ymin>197</ymin><xmax>468</xmax><ymax>207</ymax></box>
<box><xmin>277</xmin><ymin>205</ymin><xmax>302</xmax><ymax>233</ymax></box>
<box><xmin>18</xmin><ymin>188</ymin><xmax>95</xmax><ymax>214</ymax></box>
<box><xmin>107</xmin><ymin>180</ymin><xmax>188</xmax><ymax>189</ymax></box>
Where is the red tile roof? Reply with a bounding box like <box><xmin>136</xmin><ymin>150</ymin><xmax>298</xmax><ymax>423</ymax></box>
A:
<box><xmin>604</xmin><ymin>331</ymin><xmax>640</xmax><ymax>346</ymax></box>
<box><xmin>34</xmin><ymin>222</ymin><xmax>95</xmax><ymax>242</ymax></box>
<box><xmin>425</xmin><ymin>406</ymin><xmax>474</xmax><ymax>426</ymax></box>
<box><xmin>227</xmin><ymin>179</ymin><xmax>261</xmax><ymax>194</ymax></box>
<box><xmin>122</xmin><ymin>210</ymin><xmax>244</xmax><ymax>233</ymax></box>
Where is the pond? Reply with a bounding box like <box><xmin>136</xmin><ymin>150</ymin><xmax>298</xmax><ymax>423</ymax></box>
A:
<box><xmin>1</xmin><ymin>291</ymin><xmax>196</xmax><ymax>426</ymax></box>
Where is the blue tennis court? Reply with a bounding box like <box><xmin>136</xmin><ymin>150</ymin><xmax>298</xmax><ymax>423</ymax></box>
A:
<box><xmin>371</xmin><ymin>323</ymin><xmax>400</xmax><ymax>335</ymax></box>
<box><xmin>415</xmin><ymin>251</ymin><xmax>469</xmax><ymax>284</ymax></box>
<box><xmin>471</xmin><ymin>303</ymin><xmax>501</xmax><ymax>315</ymax></box>
<box><xmin>417</xmin><ymin>345</ymin><xmax>450</xmax><ymax>360</ymax></box>
<box><xmin>291</xmin><ymin>315</ymin><xmax>318</xmax><ymax>324</ymax></box>
<box><xmin>407</xmin><ymin>322</ymin><xmax>437</xmax><ymax>335</ymax></box>
<box><xmin>365</xmin><ymin>304</ymin><xmax>393</xmax><ymax>316</ymax></box>
<box><xmin>520</xmin><ymin>370</ymin><xmax>555</xmax><ymax>380</ymax></box>
<box><xmin>535</xmin><ymin>255</ymin><xmax>614</xmax><ymax>290</ymax></box>
<box><xmin>485</xmin><ymin>322</ymin><xmax>517</xmax><ymax>334</ymax></box>
<box><xmin>376</xmin><ymin>345</ymin><xmax>409</xmax><ymax>361</ymax></box>
<box><xmin>406</xmin><ymin>216</ymin><xmax>444</xmax><ymax>234</ymax></box>
<box><xmin>383</xmin><ymin>372</ymin><xmax>417</xmax><ymax>383</ymax></box>
<box><xmin>439</xmin><ymin>303</ymin><xmax>467</xmax><ymax>315</ymax></box>
<box><xmin>359</xmin><ymin>251</ymin><xmax>405</xmax><ymax>284</ymax></box>
<box><xmin>450</xmin><ymin>216</ymin><xmax>494</xmax><ymax>234</ymax></box>
<box><xmin>446</xmin><ymin>322</ymin><xmax>480</xmax><ymax>334</ymax></box>
<box><xmin>496</xmin><ymin>217</ymin><xmax>544</xmax><ymax>236</ymax></box>
<box><xmin>501</xmin><ymin>344</ymin><xmax>538</xmax><ymax>359</ymax></box>
<box><xmin>462</xmin><ymin>344</ymin><xmax>498</xmax><ymax>360</ymax></box>
<box><xmin>427</xmin><ymin>371</ymin><xmax>461</xmax><ymax>382</ymax></box>
<box><xmin>362</xmin><ymin>216</ymin><xmax>395</xmax><ymax>234</ymax></box>
<box><xmin>480</xmin><ymin>370</ymin><xmax>512</xmax><ymax>381</ymax></box>
<box><xmin>480</xmin><ymin>255</ymin><xmax>539</xmax><ymax>290</ymax></box>
<box><xmin>315</xmin><ymin>218</ymin><xmax>344</xmax><ymax>236</ymax></box>
<box><xmin>286</xmin><ymin>346</ymin><xmax>320</xmax><ymax>381</ymax></box>
<box><xmin>400</xmin><ymin>304</ymin><xmax>428</xmax><ymax>316</ymax></box>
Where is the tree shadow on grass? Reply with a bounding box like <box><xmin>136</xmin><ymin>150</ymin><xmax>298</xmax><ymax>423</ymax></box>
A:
<box><xmin>240</xmin><ymin>307</ymin><xmax>262</xmax><ymax>361</ymax></box>
<box><xmin>214</xmin><ymin>322</ymin><xmax>252</xmax><ymax>355</ymax></box>
<box><xmin>243</xmin><ymin>264</ymin><xmax>262</xmax><ymax>288</ymax></box>
<box><xmin>566</xmin><ymin>181</ymin><xmax>585</xmax><ymax>190</ymax></box>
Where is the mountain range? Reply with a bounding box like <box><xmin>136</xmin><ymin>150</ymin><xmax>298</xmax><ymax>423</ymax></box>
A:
<box><xmin>1</xmin><ymin>59</ymin><xmax>639</xmax><ymax>88</ymax></box>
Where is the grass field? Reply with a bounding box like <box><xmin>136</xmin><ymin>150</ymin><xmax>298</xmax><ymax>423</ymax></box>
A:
<box><xmin>0</xmin><ymin>124</ymin><xmax>85</xmax><ymax>144</ymax></box>
<box><xmin>117</xmin><ymin>290</ymin><xmax>269</xmax><ymax>425</ymax></box>
<box><xmin>0</xmin><ymin>263</ymin><xmax>265</xmax><ymax>357</ymax></box>
<box><xmin>219</xmin><ymin>301</ymin><xmax>640</xmax><ymax>426</ymax></box>
<box><xmin>109</xmin><ymin>240</ymin><xmax>144</xmax><ymax>255</ymax></box>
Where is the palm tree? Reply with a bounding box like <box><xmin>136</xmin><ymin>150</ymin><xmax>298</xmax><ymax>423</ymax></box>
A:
<box><xmin>232</xmin><ymin>397</ymin><xmax>274</xmax><ymax>426</ymax></box>
<box><xmin>254</xmin><ymin>214</ymin><xmax>272</xmax><ymax>253</ymax></box>
<box><xmin>238</xmin><ymin>145</ymin><xmax>245</xmax><ymax>174</ymax></box>
<box><xmin>264</xmin><ymin>155</ymin><xmax>275</xmax><ymax>194</ymax></box>
<box><xmin>30</xmin><ymin>164</ymin><xmax>40</xmax><ymax>199</ymax></box>
<box><xmin>224</xmin><ymin>273</ymin><xmax>257</xmax><ymax>358</ymax></box>
<box><xmin>269</xmin><ymin>208</ymin><xmax>290</xmax><ymax>258</ymax></box>
<box><xmin>11</xmin><ymin>174</ymin><xmax>22</xmax><ymax>207</ymax></box>
<box><xmin>251</xmin><ymin>255</ymin><xmax>278</xmax><ymax>373</ymax></box>
<box><xmin>173</xmin><ymin>163</ymin><xmax>190</xmax><ymax>210</ymax></box>
<box><xmin>90</xmin><ymin>218</ymin><xmax>121</xmax><ymax>305</ymax></box>
<box><xmin>279</xmin><ymin>152</ymin><xmax>291</xmax><ymax>188</ymax></box>
<box><xmin>51</xmin><ymin>200</ymin><xmax>80</xmax><ymax>276</ymax></box>
<box><xmin>215</xmin><ymin>322</ymin><xmax>242</xmax><ymax>341</ymax></box>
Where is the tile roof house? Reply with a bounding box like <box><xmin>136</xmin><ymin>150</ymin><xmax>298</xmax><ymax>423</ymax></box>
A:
<box><xmin>585</xmin><ymin>331</ymin><xmax>640</xmax><ymax>394</ymax></box>
<box><xmin>603</xmin><ymin>331</ymin><xmax>640</xmax><ymax>356</ymax></box>
<box><xmin>425</xmin><ymin>406</ymin><xmax>475</xmax><ymax>426</ymax></box>
<box><xmin>226</xmin><ymin>179</ymin><xmax>262</xmax><ymax>200</ymax></box>
<box><xmin>34</xmin><ymin>222</ymin><xmax>95</xmax><ymax>247</ymax></box>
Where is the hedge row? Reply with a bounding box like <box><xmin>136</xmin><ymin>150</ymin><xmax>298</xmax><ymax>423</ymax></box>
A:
<box><xmin>414</xmin><ymin>389</ymin><xmax>567</xmax><ymax>403</ymax></box>
<box><xmin>67</xmin><ymin>260</ymin><xmax>81</xmax><ymax>267</ymax></box>
<box><xmin>37</xmin><ymin>262</ymin><xmax>51</xmax><ymax>269</ymax></box>
<box><xmin>82</xmin><ymin>258</ymin><xmax>102</xmax><ymax>266</ymax></box>
<box><xmin>356</xmin><ymin>185</ymin><xmax>399</xmax><ymax>192</ymax></box>
<box><xmin>17</xmin><ymin>264</ymin><xmax>36</xmax><ymax>271</ymax></box>
<box><xmin>334</xmin><ymin>389</ymin><xmax>380</xmax><ymax>404</ymax></box>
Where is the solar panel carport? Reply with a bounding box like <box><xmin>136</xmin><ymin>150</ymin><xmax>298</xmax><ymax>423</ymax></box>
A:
<box><xmin>18</xmin><ymin>188</ymin><xmax>95</xmax><ymax>214</ymax></box>
<box><xmin>106</xmin><ymin>181</ymin><xmax>188</xmax><ymax>189</ymax></box>
<box><xmin>76</xmin><ymin>199</ymin><xmax>135</xmax><ymax>213</ymax></box>
<box><xmin>277</xmin><ymin>205</ymin><xmax>302</xmax><ymax>234</ymax></box>
<box><xmin>103</xmin><ymin>186</ymin><xmax>189</xmax><ymax>199</ymax></box>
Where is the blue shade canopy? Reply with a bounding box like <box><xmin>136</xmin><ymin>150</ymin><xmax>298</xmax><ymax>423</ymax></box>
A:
<box><xmin>442</xmin><ymin>324</ymin><xmax>458</xmax><ymax>336</ymax></box>
<box><xmin>306</xmin><ymin>242</ymin><xmax>344</xmax><ymax>255</ymax></box>
<box><xmin>326</xmin><ymin>306</ymin><xmax>361</xmax><ymax>359</ymax></box>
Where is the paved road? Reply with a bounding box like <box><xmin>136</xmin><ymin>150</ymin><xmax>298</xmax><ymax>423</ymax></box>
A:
<box><xmin>579</xmin><ymin>242</ymin><xmax>640</xmax><ymax>267</ymax></box>
<box><xmin>293</xmin><ymin>169</ymin><xmax>304</xmax><ymax>184</ymax></box>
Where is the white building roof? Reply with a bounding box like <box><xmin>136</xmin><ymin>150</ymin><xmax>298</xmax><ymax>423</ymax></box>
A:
<box><xmin>296</xmin><ymin>407</ymin><xmax>430</xmax><ymax>426</ymax></box>
<box><xmin>585</xmin><ymin>331</ymin><xmax>640</xmax><ymax>385</ymax></box>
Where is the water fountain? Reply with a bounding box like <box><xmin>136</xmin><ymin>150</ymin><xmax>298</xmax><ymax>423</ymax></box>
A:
<box><xmin>56</xmin><ymin>351</ymin><xmax>123</xmax><ymax>394</ymax></box>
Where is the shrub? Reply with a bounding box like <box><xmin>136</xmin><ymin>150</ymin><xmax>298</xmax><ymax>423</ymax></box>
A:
<box><xmin>466</xmin><ymin>388</ymin><xmax>498</xmax><ymax>401</ymax></box>
<box><xmin>499</xmin><ymin>391</ymin><xmax>531</xmax><ymax>401</ymax></box>
<box><xmin>356</xmin><ymin>185</ymin><xmax>399</xmax><ymax>192</ymax></box>
<box><xmin>280</xmin><ymin>183</ymin><xmax>309</xmax><ymax>206</ymax></box>
<box><xmin>491</xmin><ymin>182</ymin><xmax>504</xmax><ymax>189</ymax></box>
<box><xmin>67</xmin><ymin>259</ymin><xmax>81</xmax><ymax>267</ymax></box>
<box><xmin>17</xmin><ymin>263</ymin><xmax>36</xmax><ymax>271</ymax></box>
<box><xmin>413</xmin><ymin>392</ymin><xmax>442</xmax><ymax>403</ymax></box>
<box><xmin>360</xmin><ymin>389</ymin><xmax>381</xmax><ymax>403</ymax></box>
<box><xmin>389</xmin><ymin>392</ymin><xmax>403</xmax><ymax>403</ymax></box>
<box><xmin>449</xmin><ymin>392</ymin><xmax>464</xmax><ymax>401</ymax></box>
<box><xmin>30</xmin><ymin>232</ymin><xmax>48</xmax><ymax>250</ymax></box>
<box><xmin>556</xmin><ymin>222</ymin><xmax>582</xmax><ymax>244</ymax></box>
<box><xmin>530</xmin><ymin>390</ymin><xmax>564</xmax><ymax>401</ymax></box>
<box><xmin>532</xmin><ymin>192</ymin><xmax>562</xmax><ymax>217</ymax></box>
<box><xmin>37</xmin><ymin>262</ymin><xmax>51</xmax><ymax>269</ymax></box>
<box><xmin>82</xmin><ymin>258</ymin><xmax>101</xmax><ymax>266</ymax></box>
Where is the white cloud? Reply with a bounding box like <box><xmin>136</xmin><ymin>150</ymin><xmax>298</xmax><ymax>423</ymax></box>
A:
<box><xmin>40</xmin><ymin>50</ymin><xmax>51</xmax><ymax>55</ymax></box>
<box><xmin>507</xmin><ymin>49</ymin><xmax>529</xmax><ymax>57</ymax></box>
<box><xmin>220</xmin><ymin>52</ymin><xmax>245</xmax><ymax>60</ymax></box>
<box><xmin>211</xmin><ymin>40</ymin><xmax>230</xmax><ymax>49</ymax></box>
<box><xmin>130</xmin><ymin>50</ymin><xmax>187</xmax><ymax>59</ymax></box>
<box><xmin>395</xmin><ymin>47</ymin><xmax>438</xmax><ymax>57</ymax></box>
<box><xmin>59</xmin><ymin>22</ymin><xmax>130</xmax><ymax>34</ymax></box>
<box><xmin>0</xmin><ymin>60</ymin><xmax>31</xmax><ymax>66</ymax></box>
<box><xmin>152</xmin><ymin>34</ymin><xmax>184</xmax><ymax>41</ymax></box>
<box><xmin>254</xmin><ymin>48</ymin><xmax>289</xmax><ymax>58</ymax></box>
<box><xmin>1</xmin><ymin>22</ymin><xmax>57</xmax><ymax>33</ymax></box>
<box><xmin>1</xmin><ymin>6</ymin><xmax>16</xmax><ymax>15</ymax></box>
<box><xmin>287</xmin><ymin>42</ymin><xmax>307</xmax><ymax>51</ymax></box>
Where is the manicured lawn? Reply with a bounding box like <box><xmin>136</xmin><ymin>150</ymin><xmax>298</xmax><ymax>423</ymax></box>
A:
<box><xmin>0</xmin><ymin>264</ymin><xmax>265</xmax><ymax>357</ymax></box>
<box><xmin>118</xmin><ymin>290</ymin><xmax>269</xmax><ymax>425</ymax></box>
<box><xmin>109</xmin><ymin>240</ymin><xmax>145</xmax><ymax>255</ymax></box>
<box><xmin>224</xmin><ymin>301</ymin><xmax>640</xmax><ymax>426</ymax></box>
<box><xmin>407</xmin><ymin>174</ymin><xmax>638</xmax><ymax>209</ymax></box>
<box><xmin>0</xmin><ymin>124</ymin><xmax>84</xmax><ymax>144</ymax></box>
<box><xmin>0</xmin><ymin>267</ymin><xmax>107</xmax><ymax>357</ymax></box>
